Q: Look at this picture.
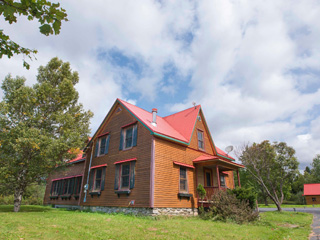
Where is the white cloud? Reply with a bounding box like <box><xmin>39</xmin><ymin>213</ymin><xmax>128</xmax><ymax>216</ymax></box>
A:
<box><xmin>1</xmin><ymin>0</ymin><xmax>320</xmax><ymax>169</ymax></box>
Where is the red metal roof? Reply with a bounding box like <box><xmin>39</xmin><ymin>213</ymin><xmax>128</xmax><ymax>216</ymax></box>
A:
<box><xmin>118</xmin><ymin>99</ymin><xmax>188</xmax><ymax>143</ymax></box>
<box><xmin>216</xmin><ymin>147</ymin><xmax>235</xmax><ymax>161</ymax></box>
<box><xmin>304</xmin><ymin>184</ymin><xmax>320</xmax><ymax>196</ymax></box>
<box><xmin>163</xmin><ymin>106</ymin><xmax>200</xmax><ymax>142</ymax></box>
<box><xmin>68</xmin><ymin>152</ymin><xmax>85</xmax><ymax>164</ymax></box>
<box><xmin>87</xmin><ymin>98</ymin><xmax>237</xmax><ymax>164</ymax></box>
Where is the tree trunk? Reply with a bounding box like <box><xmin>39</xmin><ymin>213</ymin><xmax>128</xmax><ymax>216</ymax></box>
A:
<box><xmin>275</xmin><ymin>202</ymin><xmax>282</xmax><ymax>212</ymax></box>
<box><xmin>264</xmin><ymin>196</ymin><xmax>269</xmax><ymax>206</ymax></box>
<box><xmin>13</xmin><ymin>187</ymin><xmax>24</xmax><ymax>212</ymax></box>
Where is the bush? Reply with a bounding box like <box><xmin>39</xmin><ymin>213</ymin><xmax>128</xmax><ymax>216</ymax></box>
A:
<box><xmin>230</xmin><ymin>187</ymin><xmax>257</xmax><ymax>209</ymax></box>
<box><xmin>207</xmin><ymin>190</ymin><xmax>259</xmax><ymax>224</ymax></box>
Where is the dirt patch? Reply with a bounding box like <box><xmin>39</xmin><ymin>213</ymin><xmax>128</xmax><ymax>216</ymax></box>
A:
<box><xmin>277</xmin><ymin>223</ymin><xmax>299</xmax><ymax>228</ymax></box>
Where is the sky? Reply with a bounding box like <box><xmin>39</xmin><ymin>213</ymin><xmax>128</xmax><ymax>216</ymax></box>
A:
<box><xmin>1</xmin><ymin>0</ymin><xmax>320</xmax><ymax>170</ymax></box>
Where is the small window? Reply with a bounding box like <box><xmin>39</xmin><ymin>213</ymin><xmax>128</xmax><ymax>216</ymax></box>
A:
<box><xmin>63</xmin><ymin>179</ymin><xmax>73</xmax><ymax>195</ymax></box>
<box><xmin>89</xmin><ymin>167</ymin><xmax>106</xmax><ymax>192</ymax></box>
<box><xmin>197</xmin><ymin>130</ymin><xmax>204</xmax><ymax>150</ymax></box>
<box><xmin>125</xmin><ymin>127</ymin><xmax>133</xmax><ymax>149</ymax></box>
<box><xmin>312</xmin><ymin>197</ymin><xmax>316</xmax><ymax>202</ymax></box>
<box><xmin>114</xmin><ymin>161</ymin><xmax>136</xmax><ymax>191</ymax></box>
<box><xmin>220</xmin><ymin>175</ymin><xmax>226</xmax><ymax>187</ymax></box>
<box><xmin>51</xmin><ymin>180</ymin><xmax>61</xmax><ymax>196</ymax></box>
<box><xmin>74</xmin><ymin>176</ymin><xmax>82</xmax><ymax>195</ymax></box>
<box><xmin>179</xmin><ymin>167</ymin><xmax>188</xmax><ymax>193</ymax></box>
<box><xmin>94</xmin><ymin>135</ymin><xmax>110</xmax><ymax>157</ymax></box>
<box><xmin>120</xmin><ymin>124</ymin><xmax>138</xmax><ymax>150</ymax></box>
<box><xmin>120</xmin><ymin>163</ymin><xmax>130</xmax><ymax>189</ymax></box>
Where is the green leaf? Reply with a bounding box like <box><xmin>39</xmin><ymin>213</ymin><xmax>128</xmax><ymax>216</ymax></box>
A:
<box><xmin>39</xmin><ymin>24</ymin><xmax>52</xmax><ymax>36</ymax></box>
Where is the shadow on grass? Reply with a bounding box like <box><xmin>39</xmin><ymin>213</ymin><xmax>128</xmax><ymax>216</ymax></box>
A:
<box><xmin>0</xmin><ymin>205</ymin><xmax>56</xmax><ymax>212</ymax></box>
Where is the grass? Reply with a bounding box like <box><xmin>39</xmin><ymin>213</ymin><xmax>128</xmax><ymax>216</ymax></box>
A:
<box><xmin>0</xmin><ymin>205</ymin><xmax>313</xmax><ymax>240</ymax></box>
<box><xmin>259</xmin><ymin>204</ymin><xmax>320</xmax><ymax>208</ymax></box>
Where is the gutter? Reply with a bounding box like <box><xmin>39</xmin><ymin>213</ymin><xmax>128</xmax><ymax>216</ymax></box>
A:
<box><xmin>83</xmin><ymin>144</ymin><xmax>94</xmax><ymax>203</ymax></box>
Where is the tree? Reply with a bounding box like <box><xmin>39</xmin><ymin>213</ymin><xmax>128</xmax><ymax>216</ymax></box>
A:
<box><xmin>0</xmin><ymin>57</ymin><xmax>93</xmax><ymax>212</ymax></box>
<box><xmin>239</xmin><ymin>141</ymin><xmax>299</xmax><ymax>211</ymax></box>
<box><xmin>311</xmin><ymin>154</ymin><xmax>320</xmax><ymax>182</ymax></box>
<box><xmin>0</xmin><ymin>0</ymin><xmax>68</xmax><ymax>69</ymax></box>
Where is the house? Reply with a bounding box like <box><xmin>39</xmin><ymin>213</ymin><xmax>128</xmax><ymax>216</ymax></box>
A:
<box><xmin>44</xmin><ymin>98</ymin><xmax>244</xmax><ymax>215</ymax></box>
<box><xmin>304</xmin><ymin>183</ymin><xmax>320</xmax><ymax>205</ymax></box>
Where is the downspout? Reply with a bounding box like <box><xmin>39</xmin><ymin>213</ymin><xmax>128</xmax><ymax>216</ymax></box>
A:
<box><xmin>150</xmin><ymin>136</ymin><xmax>155</xmax><ymax>208</ymax></box>
<box><xmin>84</xmin><ymin>144</ymin><xmax>94</xmax><ymax>203</ymax></box>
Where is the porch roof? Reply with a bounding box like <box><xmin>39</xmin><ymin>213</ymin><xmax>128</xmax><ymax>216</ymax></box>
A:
<box><xmin>193</xmin><ymin>154</ymin><xmax>245</xmax><ymax>169</ymax></box>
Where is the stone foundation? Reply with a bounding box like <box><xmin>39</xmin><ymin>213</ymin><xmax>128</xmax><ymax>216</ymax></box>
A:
<box><xmin>53</xmin><ymin>205</ymin><xmax>198</xmax><ymax>216</ymax></box>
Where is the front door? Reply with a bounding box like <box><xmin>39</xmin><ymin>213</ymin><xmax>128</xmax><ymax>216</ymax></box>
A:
<box><xmin>204</xmin><ymin>168</ymin><xmax>213</xmax><ymax>187</ymax></box>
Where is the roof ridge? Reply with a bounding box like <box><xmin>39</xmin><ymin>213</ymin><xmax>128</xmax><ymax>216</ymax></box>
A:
<box><xmin>163</xmin><ymin>105</ymin><xmax>201</xmax><ymax>119</ymax></box>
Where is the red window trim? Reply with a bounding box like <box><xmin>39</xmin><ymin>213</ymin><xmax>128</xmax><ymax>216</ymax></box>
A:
<box><xmin>114</xmin><ymin>158</ymin><xmax>137</xmax><ymax>165</ymax></box>
<box><xmin>97</xmin><ymin>132</ymin><xmax>110</xmax><ymax>138</ymax></box>
<box><xmin>91</xmin><ymin>164</ymin><xmax>108</xmax><ymax>169</ymax></box>
<box><xmin>173</xmin><ymin>161</ymin><xmax>195</xmax><ymax>169</ymax></box>
<box><xmin>121</xmin><ymin>121</ymin><xmax>137</xmax><ymax>129</ymax></box>
<box><xmin>52</xmin><ymin>174</ymin><xmax>83</xmax><ymax>182</ymax></box>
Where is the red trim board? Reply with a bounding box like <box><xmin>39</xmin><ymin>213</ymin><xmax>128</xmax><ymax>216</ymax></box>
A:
<box><xmin>91</xmin><ymin>164</ymin><xmax>108</xmax><ymax>169</ymax></box>
<box><xmin>121</xmin><ymin>121</ymin><xmax>137</xmax><ymax>129</ymax></box>
<box><xmin>114</xmin><ymin>158</ymin><xmax>137</xmax><ymax>165</ymax></box>
<box><xmin>52</xmin><ymin>174</ymin><xmax>83</xmax><ymax>181</ymax></box>
<box><xmin>173</xmin><ymin>161</ymin><xmax>195</xmax><ymax>169</ymax></box>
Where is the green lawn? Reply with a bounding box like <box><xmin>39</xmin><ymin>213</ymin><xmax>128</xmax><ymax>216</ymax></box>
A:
<box><xmin>259</xmin><ymin>204</ymin><xmax>320</xmax><ymax>208</ymax></box>
<box><xmin>0</xmin><ymin>205</ymin><xmax>313</xmax><ymax>240</ymax></box>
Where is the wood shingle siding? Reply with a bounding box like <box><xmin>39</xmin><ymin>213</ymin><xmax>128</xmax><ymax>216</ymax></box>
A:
<box><xmin>43</xmin><ymin>161</ymin><xmax>85</xmax><ymax>206</ymax></box>
<box><xmin>80</xmin><ymin>103</ymin><xmax>152</xmax><ymax>208</ymax></box>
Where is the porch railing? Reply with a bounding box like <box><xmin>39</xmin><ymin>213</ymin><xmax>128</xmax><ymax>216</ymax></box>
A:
<box><xmin>202</xmin><ymin>186</ymin><xmax>227</xmax><ymax>201</ymax></box>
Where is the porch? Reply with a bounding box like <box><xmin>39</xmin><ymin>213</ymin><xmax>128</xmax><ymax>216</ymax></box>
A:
<box><xmin>193</xmin><ymin>154</ymin><xmax>243</xmax><ymax>205</ymax></box>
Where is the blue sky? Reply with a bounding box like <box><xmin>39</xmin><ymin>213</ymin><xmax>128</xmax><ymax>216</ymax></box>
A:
<box><xmin>1</xmin><ymin>0</ymin><xmax>320</xmax><ymax>169</ymax></box>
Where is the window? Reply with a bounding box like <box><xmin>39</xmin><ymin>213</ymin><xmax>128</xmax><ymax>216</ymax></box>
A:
<box><xmin>197</xmin><ymin>130</ymin><xmax>204</xmax><ymax>150</ymax></box>
<box><xmin>63</xmin><ymin>178</ymin><xmax>73</xmax><ymax>195</ymax></box>
<box><xmin>120</xmin><ymin>163</ymin><xmax>130</xmax><ymax>189</ymax></box>
<box><xmin>179</xmin><ymin>167</ymin><xmax>188</xmax><ymax>193</ymax></box>
<box><xmin>119</xmin><ymin>124</ymin><xmax>138</xmax><ymax>150</ymax></box>
<box><xmin>94</xmin><ymin>135</ymin><xmax>110</xmax><ymax>157</ymax></box>
<box><xmin>114</xmin><ymin>160</ymin><xmax>136</xmax><ymax>191</ymax></box>
<box><xmin>89</xmin><ymin>167</ymin><xmax>106</xmax><ymax>192</ymax></box>
<box><xmin>312</xmin><ymin>197</ymin><xmax>316</xmax><ymax>202</ymax></box>
<box><xmin>74</xmin><ymin>176</ymin><xmax>82</xmax><ymax>195</ymax></box>
<box><xmin>50</xmin><ymin>175</ymin><xmax>83</xmax><ymax>199</ymax></box>
<box><xmin>51</xmin><ymin>180</ymin><xmax>62</xmax><ymax>196</ymax></box>
<box><xmin>220</xmin><ymin>175</ymin><xmax>226</xmax><ymax>187</ymax></box>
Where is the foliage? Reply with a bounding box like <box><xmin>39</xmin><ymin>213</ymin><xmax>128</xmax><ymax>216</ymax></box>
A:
<box><xmin>0</xmin><ymin>182</ymin><xmax>45</xmax><ymax>205</ymax></box>
<box><xmin>206</xmin><ymin>190</ymin><xmax>259</xmax><ymax>224</ymax></box>
<box><xmin>239</xmin><ymin>141</ymin><xmax>299</xmax><ymax>211</ymax></box>
<box><xmin>230</xmin><ymin>187</ymin><xmax>257</xmax><ymax>209</ymax></box>
<box><xmin>0</xmin><ymin>57</ymin><xmax>93</xmax><ymax>211</ymax></box>
<box><xmin>0</xmin><ymin>205</ymin><xmax>313</xmax><ymax>239</ymax></box>
<box><xmin>311</xmin><ymin>154</ymin><xmax>320</xmax><ymax>182</ymax></box>
<box><xmin>0</xmin><ymin>0</ymin><xmax>68</xmax><ymax>69</ymax></box>
<box><xmin>196</xmin><ymin>184</ymin><xmax>206</xmax><ymax>212</ymax></box>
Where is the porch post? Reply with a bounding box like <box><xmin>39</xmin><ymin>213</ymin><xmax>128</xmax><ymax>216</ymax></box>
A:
<box><xmin>237</xmin><ymin>169</ymin><xmax>241</xmax><ymax>188</ymax></box>
<box><xmin>216</xmin><ymin>165</ymin><xmax>221</xmax><ymax>190</ymax></box>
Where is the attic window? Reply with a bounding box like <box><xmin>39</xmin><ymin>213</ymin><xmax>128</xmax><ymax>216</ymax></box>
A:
<box><xmin>197</xmin><ymin>116</ymin><xmax>201</xmax><ymax>121</ymax></box>
<box><xmin>116</xmin><ymin>107</ymin><xmax>122</xmax><ymax>113</ymax></box>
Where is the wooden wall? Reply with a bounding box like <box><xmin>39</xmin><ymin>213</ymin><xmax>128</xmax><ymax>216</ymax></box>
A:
<box><xmin>305</xmin><ymin>195</ymin><xmax>320</xmax><ymax>205</ymax></box>
<box><xmin>80</xmin><ymin>102</ymin><xmax>152</xmax><ymax>208</ymax></box>
<box><xmin>43</xmin><ymin>161</ymin><xmax>85</xmax><ymax>206</ymax></box>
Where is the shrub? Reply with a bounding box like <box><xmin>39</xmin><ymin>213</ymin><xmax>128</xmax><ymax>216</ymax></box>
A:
<box><xmin>230</xmin><ymin>187</ymin><xmax>257</xmax><ymax>209</ymax></box>
<box><xmin>208</xmin><ymin>190</ymin><xmax>259</xmax><ymax>224</ymax></box>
